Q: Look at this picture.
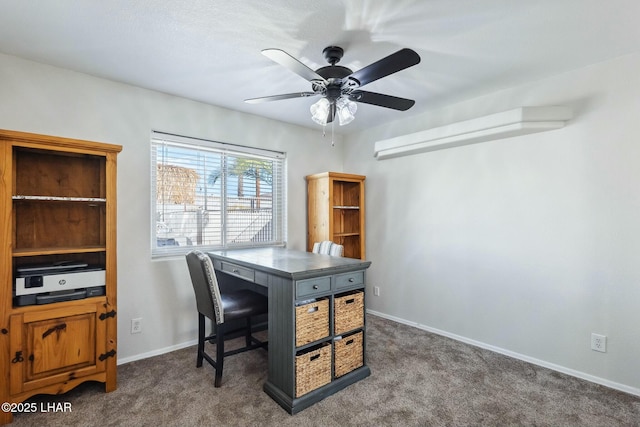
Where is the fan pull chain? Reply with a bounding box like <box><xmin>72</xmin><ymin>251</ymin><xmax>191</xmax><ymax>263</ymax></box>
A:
<box><xmin>321</xmin><ymin>124</ymin><xmax>335</xmax><ymax>147</ymax></box>
<box><xmin>331</xmin><ymin>119</ymin><xmax>335</xmax><ymax>146</ymax></box>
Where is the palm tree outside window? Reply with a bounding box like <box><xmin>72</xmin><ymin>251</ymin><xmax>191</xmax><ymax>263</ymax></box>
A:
<box><xmin>151</xmin><ymin>132</ymin><xmax>286</xmax><ymax>258</ymax></box>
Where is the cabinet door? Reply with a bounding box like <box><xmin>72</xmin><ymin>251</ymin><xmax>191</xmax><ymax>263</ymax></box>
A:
<box><xmin>9</xmin><ymin>301</ymin><xmax>108</xmax><ymax>395</ymax></box>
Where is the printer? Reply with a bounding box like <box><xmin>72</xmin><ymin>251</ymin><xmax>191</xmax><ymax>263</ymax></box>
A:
<box><xmin>14</xmin><ymin>261</ymin><xmax>106</xmax><ymax>306</ymax></box>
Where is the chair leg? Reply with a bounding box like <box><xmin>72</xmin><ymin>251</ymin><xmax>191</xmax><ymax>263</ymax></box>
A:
<box><xmin>214</xmin><ymin>322</ymin><xmax>224</xmax><ymax>387</ymax></box>
<box><xmin>245</xmin><ymin>317</ymin><xmax>252</xmax><ymax>347</ymax></box>
<box><xmin>196</xmin><ymin>313</ymin><xmax>205</xmax><ymax>368</ymax></box>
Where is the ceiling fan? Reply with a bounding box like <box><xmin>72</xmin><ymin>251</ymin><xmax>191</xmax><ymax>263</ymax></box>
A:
<box><xmin>245</xmin><ymin>46</ymin><xmax>421</xmax><ymax>126</ymax></box>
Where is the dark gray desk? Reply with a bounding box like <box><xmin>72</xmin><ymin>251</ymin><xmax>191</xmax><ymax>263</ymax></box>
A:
<box><xmin>208</xmin><ymin>247</ymin><xmax>371</xmax><ymax>414</ymax></box>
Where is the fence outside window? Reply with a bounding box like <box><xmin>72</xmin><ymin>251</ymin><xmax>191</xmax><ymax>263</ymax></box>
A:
<box><xmin>151</xmin><ymin>132</ymin><xmax>286</xmax><ymax>258</ymax></box>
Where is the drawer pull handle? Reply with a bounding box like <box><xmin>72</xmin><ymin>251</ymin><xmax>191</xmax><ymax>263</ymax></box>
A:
<box><xmin>307</xmin><ymin>306</ymin><xmax>318</xmax><ymax>313</ymax></box>
<box><xmin>310</xmin><ymin>354</ymin><xmax>320</xmax><ymax>361</ymax></box>
<box><xmin>345</xmin><ymin>298</ymin><xmax>355</xmax><ymax>304</ymax></box>
<box><xmin>312</xmin><ymin>285</ymin><xmax>319</xmax><ymax>289</ymax></box>
<box><xmin>348</xmin><ymin>278</ymin><xmax>355</xmax><ymax>282</ymax></box>
<box><xmin>346</xmin><ymin>339</ymin><xmax>355</xmax><ymax>345</ymax></box>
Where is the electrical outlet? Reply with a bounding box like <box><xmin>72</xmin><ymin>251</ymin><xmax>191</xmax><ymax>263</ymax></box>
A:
<box><xmin>131</xmin><ymin>318</ymin><xmax>143</xmax><ymax>334</ymax></box>
<box><xmin>591</xmin><ymin>333</ymin><xmax>606</xmax><ymax>353</ymax></box>
<box><xmin>374</xmin><ymin>286</ymin><xmax>380</xmax><ymax>296</ymax></box>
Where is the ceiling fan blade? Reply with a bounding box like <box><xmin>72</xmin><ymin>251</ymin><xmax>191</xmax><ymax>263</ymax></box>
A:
<box><xmin>244</xmin><ymin>92</ymin><xmax>318</xmax><ymax>104</ymax></box>
<box><xmin>262</xmin><ymin>49</ymin><xmax>328</xmax><ymax>83</ymax></box>
<box><xmin>349</xmin><ymin>91</ymin><xmax>415</xmax><ymax>111</ymax></box>
<box><xmin>347</xmin><ymin>48</ymin><xmax>420</xmax><ymax>88</ymax></box>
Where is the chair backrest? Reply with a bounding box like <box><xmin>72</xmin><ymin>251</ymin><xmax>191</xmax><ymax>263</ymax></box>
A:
<box><xmin>312</xmin><ymin>241</ymin><xmax>344</xmax><ymax>257</ymax></box>
<box><xmin>186</xmin><ymin>250</ymin><xmax>225</xmax><ymax>324</ymax></box>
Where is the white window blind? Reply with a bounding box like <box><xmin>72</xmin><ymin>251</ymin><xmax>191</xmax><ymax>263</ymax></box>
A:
<box><xmin>151</xmin><ymin>131</ymin><xmax>286</xmax><ymax>258</ymax></box>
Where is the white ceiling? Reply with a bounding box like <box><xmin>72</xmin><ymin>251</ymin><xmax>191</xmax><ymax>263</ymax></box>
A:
<box><xmin>1</xmin><ymin>0</ymin><xmax>639</xmax><ymax>134</ymax></box>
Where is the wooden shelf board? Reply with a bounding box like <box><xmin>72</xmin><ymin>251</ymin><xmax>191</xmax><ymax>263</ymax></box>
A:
<box><xmin>13</xmin><ymin>246</ymin><xmax>106</xmax><ymax>257</ymax></box>
<box><xmin>13</xmin><ymin>195</ymin><xmax>106</xmax><ymax>203</ymax></box>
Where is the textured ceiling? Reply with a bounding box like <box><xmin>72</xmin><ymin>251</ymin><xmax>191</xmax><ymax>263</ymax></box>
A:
<box><xmin>1</xmin><ymin>0</ymin><xmax>639</xmax><ymax>133</ymax></box>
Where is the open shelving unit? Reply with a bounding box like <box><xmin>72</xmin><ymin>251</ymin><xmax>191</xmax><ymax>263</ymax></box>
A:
<box><xmin>306</xmin><ymin>172</ymin><xmax>366</xmax><ymax>260</ymax></box>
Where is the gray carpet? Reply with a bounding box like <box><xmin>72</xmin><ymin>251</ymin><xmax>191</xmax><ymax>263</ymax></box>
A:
<box><xmin>11</xmin><ymin>315</ymin><xmax>640</xmax><ymax>426</ymax></box>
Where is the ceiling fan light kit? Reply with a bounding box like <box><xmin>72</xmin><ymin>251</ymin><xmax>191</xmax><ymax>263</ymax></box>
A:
<box><xmin>245</xmin><ymin>45</ymin><xmax>420</xmax><ymax>127</ymax></box>
<box><xmin>310</xmin><ymin>96</ymin><xmax>357</xmax><ymax>126</ymax></box>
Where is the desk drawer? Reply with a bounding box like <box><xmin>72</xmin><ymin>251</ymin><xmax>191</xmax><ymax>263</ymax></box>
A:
<box><xmin>296</xmin><ymin>277</ymin><xmax>331</xmax><ymax>299</ymax></box>
<box><xmin>219</xmin><ymin>261</ymin><xmax>255</xmax><ymax>282</ymax></box>
<box><xmin>335</xmin><ymin>271</ymin><xmax>364</xmax><ymax>289</ymax></box>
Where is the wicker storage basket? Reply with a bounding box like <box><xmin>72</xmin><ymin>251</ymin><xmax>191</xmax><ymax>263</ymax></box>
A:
<box><xmin>334</xmin><ymin>291</ymin><xmax>364</xmax><ymax>335</ymax></box>
<box><xmin>295</xmin><ymin>299</ymin><xmax>329</xmax><ymax>346</ymax></box>
<box><xmin>295</xmin><ymin>343</ymin><xmax>332</xmax><ymax>397</ymax></box>
<box><xmin>334</xmin><ymin>331</ymin><xmax>364</xmax><ymax>377</ymax></box>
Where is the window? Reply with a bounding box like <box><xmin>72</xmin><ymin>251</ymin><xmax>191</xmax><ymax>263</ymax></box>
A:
<box><xmin>151</xmin><ymin>131</ymin><xmax>286</xmax><ymax>258</ymax></box>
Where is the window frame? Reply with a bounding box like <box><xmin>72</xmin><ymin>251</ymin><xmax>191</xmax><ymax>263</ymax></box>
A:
<box><xmin>150</xmin><ymin>131</ymin><xmax>287</xmax><ymax>258</ymax></box>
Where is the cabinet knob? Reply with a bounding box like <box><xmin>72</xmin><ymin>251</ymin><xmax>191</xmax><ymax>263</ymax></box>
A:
<box><xmin>312</xmin><ymin>285</ymin><xmax>319</xmax><ymax>289</ymax></box>
<box><xmin>348</xmin><ymin>278</ymin><xmax>354</xmax><ymax>282</ymax></box>
<box><xmin>233</xmin><ymin>269</ymin><xmax>239</xmax><ymax>273</ymax></box>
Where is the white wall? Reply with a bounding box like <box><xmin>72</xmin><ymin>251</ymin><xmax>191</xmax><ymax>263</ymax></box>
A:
<box><xmin>0</xmin><ymin>52</ymin><xmax>344</xmax><ymax>361</ymax></box>
<box><xmin>344</xmin><ymin>53</ymin><xmax>640</xmax><ymax>394</ymax></box>
<box><xmin>3</xmin><ymin>49</ymin><xmax>639</xmax><ymax>396</ymax></box>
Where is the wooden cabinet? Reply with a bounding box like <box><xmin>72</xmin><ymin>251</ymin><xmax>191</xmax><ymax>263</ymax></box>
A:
<box><xmin>0</xmin><ymin>129</ymin><xmax>121</xmax><ymax>425</ymax></box>
<box><xmin>9</xmin><ymin>301</ymin><xmax>108</xmax><ymax>395</ymax></box>
<box><xmin>306</xmin><ymin>172</ymin><xmax>366</xmax><ymax>260</ymax></box>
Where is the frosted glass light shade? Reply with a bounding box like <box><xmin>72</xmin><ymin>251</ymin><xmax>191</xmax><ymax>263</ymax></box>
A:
<box><xmin>337</xmin><ymin>97</ymin><xmax>357</xmax><ymax>126</ymax></box>
<box><xmin>310</xmin><ymin>98</ymin><xmax>330</xmax><ymax>125</ymax></box>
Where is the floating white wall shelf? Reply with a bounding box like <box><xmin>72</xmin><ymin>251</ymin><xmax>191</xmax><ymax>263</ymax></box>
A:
<box><xmin>373</xmin><ymin>106</ymin><xmax>573</xmax><ymax>160</ymax></box>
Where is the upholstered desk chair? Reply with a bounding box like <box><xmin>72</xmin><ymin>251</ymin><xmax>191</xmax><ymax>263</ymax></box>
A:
<box><xmin>312</xmin><ymin>240</ymin><xmax>344</xmax><ymax>257</ymax></box>
<box><xmin>186</xmin><ymin>250</ymin><xmax>268</xmax><ymax>387</ymax></box>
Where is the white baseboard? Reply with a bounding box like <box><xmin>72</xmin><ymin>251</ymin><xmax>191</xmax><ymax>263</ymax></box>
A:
<box><xmin>117</xmin><ymin>311</ymin><xmax>640</xmax><ymax>399</ymax></box>
<box><xmin>367</xmin><ymin>309</ymin><xmax>640</xmax><ymax>398</ymax></box>
<box><xmin>116</xmin><ymin>339</ymin><xmax>197</xmax><ymax>365</ymax></box>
